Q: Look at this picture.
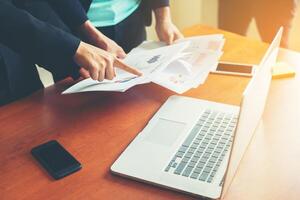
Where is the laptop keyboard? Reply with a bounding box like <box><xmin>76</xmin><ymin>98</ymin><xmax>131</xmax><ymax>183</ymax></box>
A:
<box><xmin>164</xmin><ymin>109</ymin><xmax>238</xmax><ymax>183</ymax></box>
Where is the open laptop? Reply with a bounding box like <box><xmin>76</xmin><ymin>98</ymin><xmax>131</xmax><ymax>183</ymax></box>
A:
<box><xmin>111</xmin><ymin>28</ymin><xmax>282</xmax><ymax>199</ymax></box>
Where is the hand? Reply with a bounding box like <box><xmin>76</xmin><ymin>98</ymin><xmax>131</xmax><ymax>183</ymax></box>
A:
<box><xmin>74</xmin><ymin>42</ymin><xmax>142</xmax><ymax>81</ymax></box>
<box><xmin>156</xmin><ymin>20</ymin><xmax>183</xmax><ymax>45</ymax></box>
<box><xmin>78</xmin><ymin>67</ymin><xmax>90</xmax><ymax>79</ymax></box>
<box><xmin>78</xmin><ymin>21</ymin><xmax>126</xmax><ymax>58</ymax></box>
<box><xmin>154</xmin><ymin>7</ymin><xmax>184</xmax><ymax>45</ymax></box>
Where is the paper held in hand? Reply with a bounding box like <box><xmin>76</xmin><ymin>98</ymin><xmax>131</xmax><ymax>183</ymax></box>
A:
<box><xmin>62</xmin><ymin>34</ymin><xmax>225</xmax><ymax>94</ymax></box>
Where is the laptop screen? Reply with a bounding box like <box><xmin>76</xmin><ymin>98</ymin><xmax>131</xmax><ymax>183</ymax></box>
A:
<box><xmin>220</xmin><ymin>27</ymin><xmax>283</xmax><ymax>199</ymax></box>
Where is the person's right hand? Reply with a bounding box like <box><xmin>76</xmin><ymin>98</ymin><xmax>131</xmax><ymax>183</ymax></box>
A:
<box><xmin>74</xmin><ymin>42</ymin><xmax>142</xmax><ymax>81</ymax></box>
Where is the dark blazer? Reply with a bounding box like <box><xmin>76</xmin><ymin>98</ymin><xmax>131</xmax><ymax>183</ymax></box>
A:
<box><xmin>0</xmin><ymin>0</ymin><xmax>81</xmax><ymax>78</ymax></box>
<box><xmin>0</xmin><ymin>0</ymin><xmax>169</xmax><ymax>79</ymax></box>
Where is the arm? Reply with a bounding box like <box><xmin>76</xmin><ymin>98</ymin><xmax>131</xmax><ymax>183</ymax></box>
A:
<box><xmin>148</xmin><ymin>0</ymin><xmax>184</xmax><ymax>44</ymax></box>
<box><xmin>47</xmin><ymin>0</ymin><xmax>88</xmax><ymax>31</ymax></box>
<box><xmin>154</xmin><ymin>6</ymin><xmax>183</xmax><ymax>44</ymax></box>
<box><xmin>0</xmin><ymin>1</ymin><xmax>80</xmax><ymax>76</ymax></box>
<box><xmin>77</xmin><ymin>20</ymin><xmax>126</xmax><ymax>58</ymax></box>
<box><xmin>48</xmin><ymin>0</ymin><xmax>126</xmax><ymax>58</ymax></box>
<box><xmin>0</xmin><ymin>2</ymin><xmax>140</xmax><ymax>82</ymax></box>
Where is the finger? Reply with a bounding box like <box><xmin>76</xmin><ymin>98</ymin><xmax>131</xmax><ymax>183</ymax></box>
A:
<box><xmin>113</xmin><ymin>66</ymin><xmax>116</xmax><ymax>77</ymax></box>
<box><xmin>98</xmin><ymin>65</ymin><xmax>105</xmax><ymax>81</ymax></box>
<box><xmin>116</xmin><ymin>49</ymin><xmax>126</xmax><ymax>59</ymax></box>
<box><xmin>114</xmin><ymin>58</ymin><xmax>143</xmax><ymax>76</ymax></box>
<box><xmin>174</xmin><ymin>31</ymin><xmax>184</xmax><ymax>41</ymax></box>
<box><xmin>79</xmin><ymin>68</ymin><xmax>90</xmax><ymax>79</ymax></box>
<box><xmin>166</xmin><ymin>33</ymin><xmax>174</xmax><ymax>45</ymax></box>
<box><xmin>90</xmin><ymin>65</ymin><xmax>99</xmax><ymax>81</ymax></box>
<box><xmin>105</xmin><ymin>59</ymin><xmax>115</xmax><ymax>80</ymax></box>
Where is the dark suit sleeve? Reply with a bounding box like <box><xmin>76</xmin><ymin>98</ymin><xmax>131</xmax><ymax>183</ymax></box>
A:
<box><xmin>0</xmin><ymin>1</ymin><xmax>80</xmax><ymax>77</ymax></box>
<box><xmin>149</xmin><ymin>0</ymin><xmax>169</xmax><ymax>9</ymax></box>
<box><xmin>48</xmin><ymin>0</ymin><xmax>88</xmax><ymax>30</ymax></box>
<box><xmin>141</xmin><ymin>0</ymin><xmax>170</xmax><ymax>26</ymax></box>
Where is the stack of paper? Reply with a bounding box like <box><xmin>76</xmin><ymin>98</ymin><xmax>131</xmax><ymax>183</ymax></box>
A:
<box><xmin>63</xmin><ymin>34</ymin><xmax>224</xmax><ymax>94</ymax></box>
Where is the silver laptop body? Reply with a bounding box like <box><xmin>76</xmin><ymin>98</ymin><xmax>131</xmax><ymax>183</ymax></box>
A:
<box><xmin>111</xmin><ymin>28</ymin><xmax>282</xmax><ymax>199</ymax></box>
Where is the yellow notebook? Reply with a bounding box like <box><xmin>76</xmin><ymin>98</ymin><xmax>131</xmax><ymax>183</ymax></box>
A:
<box><xmin>272</xmin><ymin>62</ymin><xmax>296</xmax><ymax>79</ymax></box>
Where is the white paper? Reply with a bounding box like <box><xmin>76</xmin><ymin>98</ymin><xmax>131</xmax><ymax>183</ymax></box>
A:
<box><xmin>63</xmin><ymin>34</ymin><xmax>225</xmax><ymax>94</ymax></box>
<box><xmin>63</xmin><ymin>42</ymin><xmax>189</xmax><ymax>94</ymax></box>
<box><xmin>130</xmin><ymin>34</ymin><xmax>224</xmax><ymax>53</ymax></box>
<box><xmin>175</xmin><ymin>34</ymin><xmax>225</xmax><ymax>52</ymax></box>
<box><xmin>151</xmin><ymin>50</ymin><xmax>223</xmax><ymax>93</ymax></box>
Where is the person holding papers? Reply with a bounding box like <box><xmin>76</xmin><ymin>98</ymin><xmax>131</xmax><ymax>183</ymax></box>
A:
<box><xmin>85</xmin><ymin>0</ymin><xmax>183</xmax><ymax>52</ymax></box>
<box><xmin>51</xmin><ymin>0</ymin><xmax>183</xmax><ymax>76</ymax></box>
<box><xmin>0</xmin><ymin>0</ymin><xmax>181</xmax><ymax>105</ymax></box>
<box><xmin>0</xmin><ymin>0</ymin><xmax>141</xmax><ymax>106</ymax></box>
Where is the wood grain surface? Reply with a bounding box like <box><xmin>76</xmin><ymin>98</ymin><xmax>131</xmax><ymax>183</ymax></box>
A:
<box><xmin>0</xmin><ymin>25</ymin><xmax>271</xmax><ymax>200</ymax></box>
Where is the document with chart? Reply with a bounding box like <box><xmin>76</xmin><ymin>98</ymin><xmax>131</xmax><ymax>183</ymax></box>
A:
<box><xmin>63</xmin><ymin>34</ymin><xmax>224</xmax><ymax>94</ymax></box>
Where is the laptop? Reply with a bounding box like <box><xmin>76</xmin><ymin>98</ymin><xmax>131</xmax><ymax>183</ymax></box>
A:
<box><xmin>111</xmin><ymin>28</ymin><xmax>283</xmax><ymax>199</ymax></box>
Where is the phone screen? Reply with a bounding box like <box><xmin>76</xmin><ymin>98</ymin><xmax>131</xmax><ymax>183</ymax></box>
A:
<box><xmin>31</xmin><ymin>140</ymin><xmax>81</xmax><ymax>179</ymax></box>
<box><xmin>216</xmin><ymin>63</ymin><xmax>253</xmax><ymax>74</ymax></box>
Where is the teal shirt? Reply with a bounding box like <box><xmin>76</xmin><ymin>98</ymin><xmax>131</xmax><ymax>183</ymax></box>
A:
<box><xmin>87</xmin><ymin>0</ymin><xmax>142</xmax><ymax>27</ymax></box>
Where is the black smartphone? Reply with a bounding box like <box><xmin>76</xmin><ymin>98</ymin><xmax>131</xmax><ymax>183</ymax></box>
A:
<box><xmin>31</xmin><ymin>140</ymin><xmax>81</xmax><ymax>180</ymax></box>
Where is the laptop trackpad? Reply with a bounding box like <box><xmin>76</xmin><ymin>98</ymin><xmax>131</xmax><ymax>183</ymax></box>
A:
<box><xmin>145</xmin><ymin>118</ymin><xmax>186</xmax><ymax>147</ymax></box>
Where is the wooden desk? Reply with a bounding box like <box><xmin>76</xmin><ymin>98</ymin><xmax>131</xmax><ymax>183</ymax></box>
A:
<box><xmin>0</xmin><ymin>25</ymin><xmax>299</xmax><ymax>200</ymax></box>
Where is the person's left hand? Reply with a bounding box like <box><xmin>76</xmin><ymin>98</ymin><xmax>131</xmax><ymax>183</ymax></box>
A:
<box><xmin>78</xmin><ymin>21</ymin><xmax>126</xmax><ymax>59</ymax></box>
<box><xmin>156</xmin><ymin>20</ymin><xmax>184</xmax><ymax>45</ymax></box>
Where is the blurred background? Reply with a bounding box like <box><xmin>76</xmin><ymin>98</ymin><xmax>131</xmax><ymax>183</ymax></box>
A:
<box><xmin>39</xmin><ymin>0</ymin><xmax>300</xmax><ymax>86</ymax></box>
<box><xmin>149</xmin><ymin>0</ymin><xmax>300</xmax><ymax>51</ymax></box>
